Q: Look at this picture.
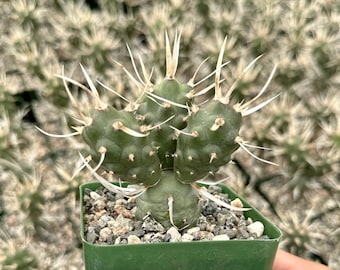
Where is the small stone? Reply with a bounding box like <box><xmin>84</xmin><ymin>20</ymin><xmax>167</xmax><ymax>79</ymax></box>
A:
<box><xmin>86</xmin><ymin>226</ymin><xmax>98</xmax><ymax>243</ymax></box>
<box><xmin>213</xmin><ymin>225</ymin><xmax>227</xmax><ymax>235</ymax></box>
<box><xmin>142</xmin><ymin>217</ymin><xmax>165</xmax><ymax>233</ymax></box>
<box><xmin>216</xmin><ymin>213</ymin><xmax>227</xmax><ymax>225</ymax></box>
<box><xmin>238</xmin><ymin>227</ymin><xmax>250</xmax><ymax>239</ymax></box>
<box><xmin>106</xmin><ymin>192</ymin><xmax>116</xmax><ymax>201</ymax></box>
<box><xmin>166</xmin><ymin>227</ymin><xmax>181</xmax><ymax>242</ymax></box>
<box><xmin>94</xmin><ymin>199</ymin><xmax>106</xmax><ymax>211</ymax></box>
<box><xmin>120</xmin><ymin>238</ymin><xmax>128</xmax><ymax>244</ymax></box>
<box><xmin>99</xmin><ymin>227</ymin><xmax>112</xmax><ymax>242</ymax></box>
<box><xmin>186</xmin><ymin>226</ymin><xmax>200</xmax><ymax>235</ymax></box>
<box><xmin>197</xmin><ymin>231</ymin><xmax>214</xmax><ymax>241</ymax></box>
<box><xmin>90</xmin><ymin>191</ymin><xmax>102</xmax><ymax>200</ymax></box>
<box><xmin>247</xmin><ymin>221</ymin><xmax>264</xmax><ymax>238</ymax></box>
<box><xmin>226</xmin><ymin>228</ymin><xmax>237</xmax><ymax>239</ymax></box>
<box><xmin>106</xmin><ymin>201</ymin><xmax>116</xmax><ymax>209</ymax></box>
<box><xmin>114</xmin><ymin>236</ymin><xmax>121</xmax><ymax>245</ymax></box>
<box><xmin>182</xmin><ymin>233</ymin><xmax>194</xmax><ymax>242</ymax></box>
<box><xmin>114</xmin><ymin>204</ymin><xmax>135</xmax><ymax>219</ymax></box>
<box><xmin>150</xmin><ymin>232</ymin><xmax>165</xmax><ymax>243</ymax></box>
<box><xmin>213</xmin><ymin>234</ymin><xmax>230</xmax><ymax>241</ymax></box>
<box><xmin>127</xmin><ymin>235</ymin><xmax>142</xmax><ymax>244</ymax></box>
<box><xmin>142</xmin><ymin>233</ymin><xmax>154</xmax><ymax>242</ymax></box>
<box><xmin>97</xmin><ymin>215</ymin><xmax>114</xmax><ymax>228</ymax></box>
<box><xmin>246</xmin><ymin>217</ymin><xmax>253</xmax><ymax>225</ymax></box>
<box><xmin>206</xmin><ymin>222</ymin><xmax>216</xmax><ymax>232</ymax></box>
<box><xmin>108</xmin><ymin>214</ymin><xmax>134</xmax><ymax>236</ymax></box>
<box><xmin>230</xmin><ymin>198</ymin><xmax>243</xmax><ymax>208</ymax></box>
<box><xmin>115</xmin><ymin>198</ymin><xmax>127</xmax><ymax>206</ymax></box>
<box><xmin>203</xmin><ymin>202</ymin><xmax>217</xmax><ymax>216</ymax></box>
<box><xmin>129</xmin><ymin>228</ymin><xmax>145</xmax><ymax>238</ymax></box>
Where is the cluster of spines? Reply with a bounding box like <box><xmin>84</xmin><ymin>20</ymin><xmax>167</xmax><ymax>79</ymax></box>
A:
<box><xmin>38</xmin><ymin>32</ymin><xmax>278</xmax><ymax>189</ymax></box>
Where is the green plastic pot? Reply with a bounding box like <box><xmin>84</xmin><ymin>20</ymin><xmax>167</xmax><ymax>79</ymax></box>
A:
<box><xmin>80</xmin><ymin>182</ymin><xmax>282</xmax><ymax>270</ymax></box>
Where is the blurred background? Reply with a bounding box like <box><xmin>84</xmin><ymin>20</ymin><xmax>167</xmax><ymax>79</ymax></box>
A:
<box><xmin>0</xmin><ymin>0</ymin><xmax>339</xmax><ymax>269</ymax></box>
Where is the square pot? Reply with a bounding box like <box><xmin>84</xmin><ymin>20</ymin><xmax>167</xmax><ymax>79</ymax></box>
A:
<box><xmin>80</xmin><ymin>182</ymin><xmax>281</xmax><ymax>270</ymax></box>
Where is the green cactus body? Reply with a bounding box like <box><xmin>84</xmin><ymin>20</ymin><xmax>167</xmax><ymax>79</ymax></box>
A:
<box><xmin>137</xmin><ymin>78</ymin><xmax>192</xmax><ymax>169</ymax></box>
<box><xmin>82</xmin><ymin>106</ymin><xmax>161</xmax><ymax>186</ymax></box>
<box><xmin>52</xmin><ymin>33</ymin><xmax>276</xmax><ymax>231</ymax></box>
<box><xmin>136</xmin><ymin>170</ymin><xmax>201</xmax><ymax>229</ymax></box>
<box><xmin>174</xmin><ymin>101</ymin><xmax>242</xmax><ymax>183</ymax></box>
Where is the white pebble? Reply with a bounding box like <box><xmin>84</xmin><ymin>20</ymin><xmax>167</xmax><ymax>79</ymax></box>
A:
<box><xmin>94</xmin><ymin>200</ymin><xmax>106</xmax><ymax>210</ymax></box>
<box><xmin>128</xmin><ymin>235</ymin><xmax>142</xmax><ymax>244</ymax></box>
<box><xmin>213</xmin><ymin>234</ymin><xmax>230</xmax><ymax>241</ymax></box>
<box><xmin>247</xmin><ymin>221</ymin><xmax>264</xmax><ymax>237</ymax></box>
<box><xmin>186</xmin><ymin>226</ymin><xmax>200</xmax><ymax>235</ymax></box>
<box><xmin>90</xmin><ymin>191</ymin><xmax>102</xmax><ymax>200</ymax></box>
<box><xmin>99</xmin><ymin>227</ymin><xmax>112</xmax><ymax>242</ymax></box>
<box><xmin>166</xmin><ymin>227</ymin><xmax>182</xmax><ymax>242</ymax></box>
<box><xmin>182</xmin><ymin>233</ymin><xmax>194</xmax><ymax>242</ymax></box>
<box><xmin>231</xmin><ymin>198</ymin><xmax>243</xmax><ymax>208</ymax></box>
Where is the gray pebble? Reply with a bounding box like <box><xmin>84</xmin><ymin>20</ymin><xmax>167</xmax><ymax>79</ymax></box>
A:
<box><xmin>86</xmin><ymin>226</ymin><xmax>98</xmax><ymax>244</ymax></box>
<box><xmin>142</xmin><ymin>216</ymin><xmax>165</xmax><ymax>233</ymax></box>
<box><xmin>226</xmin><ymin>228</ymin><xmax>237</xmax><ymax>239</ymax></box>
<box><xmin>97</xmin><ymin>214</ymin><xmax>114</xmax><ymax>228</ymax></box>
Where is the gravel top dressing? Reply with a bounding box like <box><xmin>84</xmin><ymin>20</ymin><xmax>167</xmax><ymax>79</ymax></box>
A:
<box><xmin>83</xmin><ymin>185</ymin><xmax>269</xmax><ymax>245</ymax></box>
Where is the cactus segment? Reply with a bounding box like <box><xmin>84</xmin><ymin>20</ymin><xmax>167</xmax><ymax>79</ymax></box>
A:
<box><xmin>174</xmin><ymin>101</ymin><xmax>242</xmax><ymax>183</ymax></box>
<box><xmin>136</xmin><ymin>170</ymin><xmax>201</xmax><ymax>229</ymax></box>
<box><xmin>137</xmin><ymin>78</ymin><xmax>192</xmax><ymax>169</ymax></box>
<box><xmin>82</xmin><ymin>106</ymin><xmax>161</xmax><ymax>186</ymax></box>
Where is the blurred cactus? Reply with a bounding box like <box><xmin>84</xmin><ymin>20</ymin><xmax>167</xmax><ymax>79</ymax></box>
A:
<box><xmin>0</xmin><ymin>239</ymin><xmax>39</xmax><ymax>270</ymax></box>
<box><xmin>0</xmin><ymin>0</ymin><xmax>339</xmax><ymax>268</ymax></box>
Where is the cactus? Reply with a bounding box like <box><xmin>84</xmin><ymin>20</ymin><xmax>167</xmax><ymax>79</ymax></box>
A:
<box><xmin>1</xmin><ymin>245</ymin><xmax>39</xmax><ymax>270</ymax></box>
<box><xmin>39</xmin><ymin>32</ymin><xmax>276</xmax><ymax>230</ymax></box>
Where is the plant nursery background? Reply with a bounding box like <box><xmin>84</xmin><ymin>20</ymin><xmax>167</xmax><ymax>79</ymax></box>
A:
<box><xmin>0</xmin><ymin>0</ymin><xmax>339</xmax><ymax>269</ymax></box>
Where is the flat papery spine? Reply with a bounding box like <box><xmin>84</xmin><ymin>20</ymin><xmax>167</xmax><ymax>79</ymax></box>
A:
<box><xmin>35</xmin><ymin>125</ymin><xmax>81</xmax><ymax>138</ymax></box>
<box><xmin>112</xmin><ymin>121</ymin><xmax>149</xmax><ymax>137</ymax></box>
<box><xmin>191</xmin><ymin>183</ymin><xmax>251</xmax><ymax>211</ymax></box>
<box><xmin>235</xmin><ymin>136</ymin><xmax>278</xmax><ymax>166</ymax></box>
<box><xmin>146</xmin><ymin>91</ymin><xmax>188</xmax><ymax>109</ymax></box>
<box><xmin>80</xmin><ymin>64</ymin><xmax>107</xmax><ymax>110</ymax></box>
<box><xmin>214</xmin><ymin>36</ymin><xmax>228</xmax><ymax>102</ymax></box>
<box><xmin>96</xmin><ymin>79</ymin><xmax>130</xmax><ymax>103</ymax></box>
<box><xmin>222</xmin><ymin>55</ymin><xmax>263</xmax><ymax>105</ymax></box>
<box><xmin>55</xmin><ymin>71</ymin><xmax>94</xmax><ymax>126</ymax></box>
<box><xmin>165</xmin><ymin>31</ymin><xmax>181</xmax><ymax>79</ymax></box>
<box><xmin>237</xmin><ymin>65</ymin><xmax>278</xmax><ymax>114</ymax></box>
<box><xmin>79</xmin><ymin>152</ymin><xmax>146</xmax><ymax>197</ymax></box>
<box><xmin>126</xmin><ymin>43</ymin><xmax>146</xmax><ymax>87</ymax></box>
<box><xmin>190</xmin><ymin>79</ymin><xmax>225</xmax><ymax>99</ymax></box>
<box><xmin>114</xmin><ymin>60</ymin><xmax>143</xmax><ymax>90</ymax></box>
<box><xmin>187</xmin><ymin>57</ymin><xmax>210</xmax><ymax>87</ymax></box>
<box><xmin>141</xmin><ymin>115</ymin><xmax>175</xmax><ymax>132</ymax></box>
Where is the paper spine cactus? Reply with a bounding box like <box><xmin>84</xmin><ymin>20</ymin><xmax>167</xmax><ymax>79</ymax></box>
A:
<box><xmin>38</xmin><ymin>32</ymin><xmax>277</xmax><ymax>229</ymax></box>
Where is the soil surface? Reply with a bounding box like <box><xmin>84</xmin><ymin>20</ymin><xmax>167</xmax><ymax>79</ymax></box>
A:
<box><xmin>83</xmin><ymin>185</ymin><xmax>269</xmax><ymax>245</ymax></box>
